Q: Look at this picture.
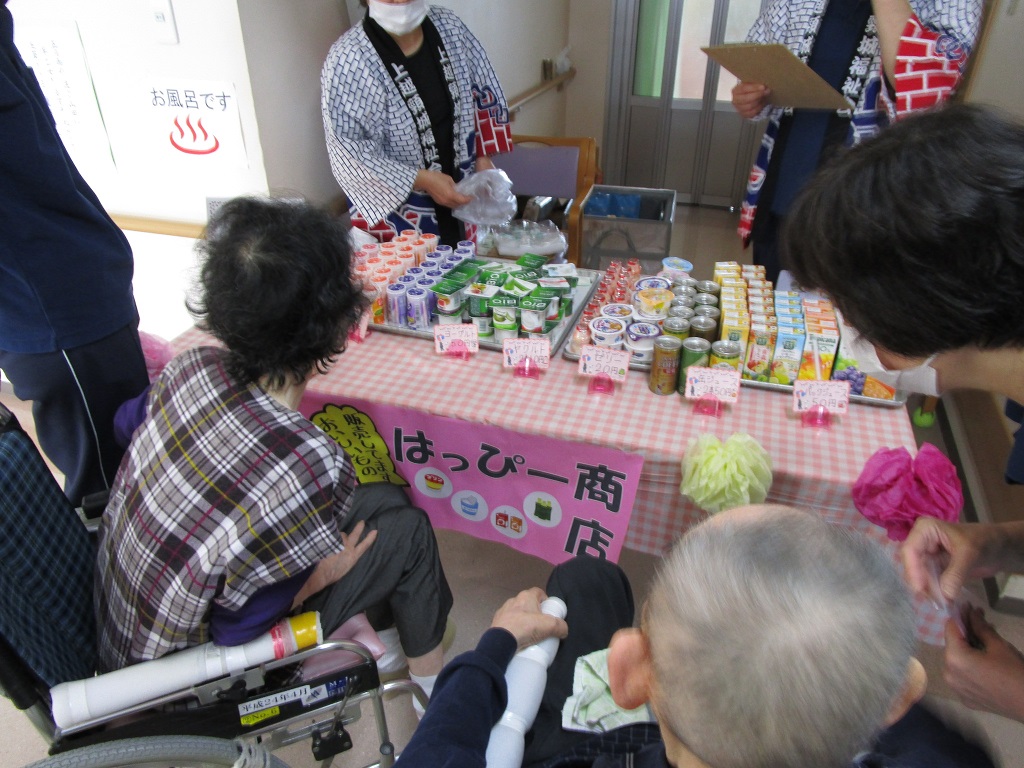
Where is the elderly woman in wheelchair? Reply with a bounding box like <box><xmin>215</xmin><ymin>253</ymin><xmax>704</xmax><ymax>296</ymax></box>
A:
<box><xmin>0</xmin><ymin>197</ymin><xmax>451</xmax><ymax>767</ymax></box>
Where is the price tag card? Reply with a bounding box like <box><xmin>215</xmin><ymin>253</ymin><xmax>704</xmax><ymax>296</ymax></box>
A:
<box><xmin>682</xmin><ymin>366</ymin><xmax>741</xmax><ymax>403</ymax></box>
<box><xmin>578</xmin><ymin>345</ymin><xmax>630</xmax><ymax>383</ymax></box>
<box><xmin>792</xmin><ymin>379</ymin><xmax>850</xmax><ymax>415</ymax></box>
<box><xmin>502</xmin><ymin>338</ymin><xmax>551</xmax><ymax>369</ymax></box>
<box><xmin>434</xmin><ymin>324</ymin><xmax>479</xmax><ymax>354</ymax></box>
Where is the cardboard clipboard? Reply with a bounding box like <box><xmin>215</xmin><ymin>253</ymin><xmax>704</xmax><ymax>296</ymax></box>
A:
<box><xmin>702</xmin><ymin>43</ymin><xmax>851</xmax><ymax>111</ymax></box>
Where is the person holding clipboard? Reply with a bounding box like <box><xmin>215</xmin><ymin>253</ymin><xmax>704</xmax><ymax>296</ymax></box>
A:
<box><xmin>729</xmin><ymin>0</ymin><xmax>981</xmax><ymax>283</ymax></box>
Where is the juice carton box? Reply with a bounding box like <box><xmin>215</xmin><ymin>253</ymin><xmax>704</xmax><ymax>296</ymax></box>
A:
<box><xmin>743</xmin><ymin>323</ymin><xmax>778</xmax><ymax>381</ymax></box>
<box><xmin>775</xmin><ymin>306</ymin><xmax>805</xmax><ymax>324</ymax></box>
<box><xmin>798</xmin><ymin>326</ymin><xmax>840</xmax><ymax>380</ymax></box>
<box><xmin>749</xmin><ymin>312</ymin><xmax>778</xmax><ymax>327</ymax></box>
<box><xmin>774</xmin><ymin>291</ymin><xmax>801</xmax><ymax>301</ymax></box>
<box><xmin>769</xmin><ymin>324</ymin><xmax>806</xmax><ymax>386</ymax></box>
<box><xmin>720</xmin><ymin>313</ymin><xmax>751</xmax><ymax>358</ymax></box>
<box><xmin>832</xmin><ymin>315</ymin><xmax>897</xmax><ymax>400</ymax></box>
<box><xmin>801</xmin><ymin>296</ymin><xmax>834</xmax><ymax>311</ymax></box>
<box><xmin>803</xmin><ymin>306</ymin><xmax>836</xmax><ymax>322</ymax></box>
<box><xmin>747</xmin><ymin>279</ymin><xmax>774</xmax><ymax>291</ymax></box>
<box><xmin>720</xmin><ymin>299</ymin><xmax>747</xmax><ymax>314</ymax></box>
<box><xmin>721</xmin><ymin>277</ymin><xmax>747</xmax><ymax>292</ymax></box>
<box><xmin>747</xmin><ymin>298</ymin><xmax>775</xmax><ymax>315</ymax></box>
<box><xmin>714</xmin><ymin>261</ymin><xmax>741</xmax><ymax>270</ymax></box>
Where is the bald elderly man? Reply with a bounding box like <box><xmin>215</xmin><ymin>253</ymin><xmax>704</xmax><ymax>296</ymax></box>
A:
<box><xmin>395</xmin><ymin>505</ymin><xmax>994</xmax><ymax>768</ymax></box>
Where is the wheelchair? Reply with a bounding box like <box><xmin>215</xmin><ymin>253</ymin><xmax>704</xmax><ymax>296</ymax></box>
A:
<box><xmin>0</xmin><ymin>401</ymin><xmax>426</xmax><ymax>768</ymax></box>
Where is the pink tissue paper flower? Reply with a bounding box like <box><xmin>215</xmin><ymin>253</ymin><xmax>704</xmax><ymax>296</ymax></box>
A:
<box><xmin>852</xmin><ymin>443</ymin><xmax>962</xmax><ymax>541</ymax></box>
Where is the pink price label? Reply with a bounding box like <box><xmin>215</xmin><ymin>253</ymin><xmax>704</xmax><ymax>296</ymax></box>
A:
<box><xmin>434</xmin><ymin>324</ymin><xmax>479</xmax><ymax>354</ymax></box>
<box><xmin>502</xmin><ymin>338</ymin><xmax>551</xmax><ymax>369</ymax></box>
<box><xmin>683</xmin><ymin>367</ymin><xmax>741</xmax><ymax>403</ymax></box>
<box><xmin>792</xmin><ymin>380</ymin><xmax>850</xmax><ymax>415</ymax></box>
<box><xmin>578</xmin><ymin>345</ymin><xmax>630</xmax><ymax>383</ymax></box>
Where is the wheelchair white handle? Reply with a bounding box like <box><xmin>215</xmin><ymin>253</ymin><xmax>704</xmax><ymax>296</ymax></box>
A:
<box><xmin>50</xmin><ymin>611</ymin><xmax>322</xmax><ymax>730</ymax></box>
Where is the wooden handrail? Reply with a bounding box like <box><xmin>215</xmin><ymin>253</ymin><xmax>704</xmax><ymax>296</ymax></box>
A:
<box><xmin>507</xmin><ymin>67</ymin><xmax>577</xmax><ymax>117</ymax></box>
<box><xmin>111</xmin><ymin>214</ymin><xmax>205</xmax><ymax>239</ymax></box>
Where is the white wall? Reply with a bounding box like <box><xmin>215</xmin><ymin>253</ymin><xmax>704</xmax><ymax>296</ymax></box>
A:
<box><xmin>436</xmin><ymin>0</ymin><xmax>571</xmax><ymax>136</ymax></box>
<box><xmin>9</xmin><ymin>0</ymin><xmax>269</xmax><ymax>224</ymax></box>
<box><xmin>237</xmin><ymin>0</ymin><xmax>349</xmax><ymax>205</ymax></box>
<box><xmin>9</xmin><ymin>0</ymin><xmax>349</xmax><ymax>224</ymax></box>
<box><xmin>567</xmin><ymin>0</ymin><xmax>612</xmax><ymax>150</ymax></box>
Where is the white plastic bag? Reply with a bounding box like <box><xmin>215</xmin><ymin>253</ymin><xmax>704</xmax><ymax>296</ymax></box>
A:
<box><xmin>453</xmin><ymin>168</ymin><xmax>517</xmax><ymax>227</ymax></box>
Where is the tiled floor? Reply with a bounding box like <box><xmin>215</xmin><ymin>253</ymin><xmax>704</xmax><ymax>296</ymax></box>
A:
<box><xmin>4</xmin><ymin>207</ymin><xmax>1024</xmax><ymax>767</ymax></box>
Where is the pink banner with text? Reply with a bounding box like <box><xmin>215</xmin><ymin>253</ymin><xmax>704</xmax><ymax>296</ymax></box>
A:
<box><xmin>301</xmin><ymin>395</ymin><xmax>643</xmax><ymax>564</ymax></box>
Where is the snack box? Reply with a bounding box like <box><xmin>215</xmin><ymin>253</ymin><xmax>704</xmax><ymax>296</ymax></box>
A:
<box><xmin>516</xmin><ymin>253</ymin><xmax>550</xmax><ymax>270</ymax></box>
<box><xmin>742</xmin><ymin>323</ymin><xmax>778</xmax><ymax>381</ymax></box>
<box><xmin>769</xmin><ymin>324</ymin><xmax>806</xmax><ymax>386</ymax></box>
<box><xmin>798</xmin><ymin>326</ymin><xmax>840</xmax><ymax>381</ymax></box>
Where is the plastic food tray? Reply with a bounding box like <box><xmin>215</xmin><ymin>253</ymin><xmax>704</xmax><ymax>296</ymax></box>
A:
<box><xmin>374</xmin><ymin>265</ymin><xmax>602</xmax><ymax>357</ymax></box>
<box><xmin>561</xmin><ymin>347</ymin><xmax>907</xmax><ymax>407</ymax></box>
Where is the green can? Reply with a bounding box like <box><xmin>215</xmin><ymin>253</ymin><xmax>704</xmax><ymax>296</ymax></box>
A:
<box><xmin>662</xmin><ymin>317</ymin><xmax>691</xmax><ymax>341</ymax></box>
<box><xmin>677</xmin><ymin>337</ymin><xmax>711</xmax><ymax>394</ymax></box>
<box><xmin>710</xmin><ymin>339</ymin><xmax>742</xmax><ymax>370</ymax></box>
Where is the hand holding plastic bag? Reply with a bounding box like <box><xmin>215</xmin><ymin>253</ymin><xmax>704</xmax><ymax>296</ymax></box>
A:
<box><xmin>453</xmin><ymin>168</ymin><xmax>517</xmax><ymax>227</ymax></box>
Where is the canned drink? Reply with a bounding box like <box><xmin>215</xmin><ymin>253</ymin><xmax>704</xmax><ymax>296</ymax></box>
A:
<box><xmin>695</xmin><ymin>279</ymin><xmax>721</xmax><ymax>296</ymax></box>
<box><xmin>678</xmin><ymin>337</ymin><xmax>712</xmax><ymax>393</ymax></box>
<box><xmin>689</xmin><ymin>315</ymin><xmax>718</xmax><ymax>342</ymax></box>
<box><xmin>693</xmin><ymin>305</ymin><xmax>721</xmax><ymax>322</ymax></box>
<box><xmin>650</xmin><ymin>336</ymin><xmax>682</xmax><ymax>395</ymax></box>
<box><xmin>710</xmin><ymin>339</ymin><xmax>742</xmax><ymax>369</ymax></box>
<box><xmin>670</xmin><ymin>295</ymin><xmax>696</xmax><ymax>310</ymax></box>
<box><xmin>668</xmin><ymin>305</ymin><xmax>696</xmax><ymax>320</ymax></box>
<box><xmin>693</xmin><ymin>292</ymin><xmax>719</xmax><ymax>307</ymax></box>
<box><xmin>662</xmin><ymin>317</ymin><xmax>690</xmax><ymax>340</ymax></box>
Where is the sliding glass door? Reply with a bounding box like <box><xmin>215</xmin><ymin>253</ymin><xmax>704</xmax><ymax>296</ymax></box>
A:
<box><xmin>604</xmin><ymin>0</ymin><xmax>764</xmax><ymax>208</ymax></box>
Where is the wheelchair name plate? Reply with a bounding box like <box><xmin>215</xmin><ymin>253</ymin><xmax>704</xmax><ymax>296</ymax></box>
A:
<box><xmin>235</xmin><ymin>660</ymin><xmax>375</xmax><ymax>731</ymax></box>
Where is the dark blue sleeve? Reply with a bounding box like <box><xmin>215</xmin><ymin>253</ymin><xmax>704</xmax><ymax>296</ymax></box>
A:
<box><xmin>209</xmin><ymin>566</ymin><xmax>314</xmax><ymax>647</ymax></box>
<box><xmin>1005</xmin><ymin>400</ymin><xmax>1024</xmax><ymax>485</ymax></box>
<box><xmin>396</xmin><ymin>628</ymin><xmax>518</xmax><ymax>767</ymax></box>
<box><xmin>864</xmin><ymin>702</ymin><xmax>997</xmax><ymax>768</ymax></box>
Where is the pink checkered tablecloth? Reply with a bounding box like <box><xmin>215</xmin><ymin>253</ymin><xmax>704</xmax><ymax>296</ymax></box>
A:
<box><xmin>172</xmin><ymin>326</ymin><xmax>945</xmax><ymax>643</ymax></box>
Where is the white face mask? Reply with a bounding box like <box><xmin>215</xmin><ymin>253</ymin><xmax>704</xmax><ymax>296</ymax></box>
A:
<box><xmin>843</xmin><ymin>328</ymin><xmax>941</xmax><ymax>397</ymax></box>
<box><xmin>368</xmin><ymin>0</ymin><xmax>429</xmax><ymax>36</ymax></box>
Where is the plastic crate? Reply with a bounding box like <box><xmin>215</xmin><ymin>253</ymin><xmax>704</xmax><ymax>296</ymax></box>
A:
<box><xmin>581</xmin><ymin>185</ymin><xmax>676</xmax><ymax>270</ymax></box>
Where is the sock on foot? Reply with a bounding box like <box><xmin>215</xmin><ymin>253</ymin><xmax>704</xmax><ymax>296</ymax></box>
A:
<box><xmin>375</xmin><ymin>627</ymin><xmax>408</xmax><ymax>675</ymax></box>
<box><xmin>409</xmin><ymin>671</ymin><xmax>438</xmax><ymax>718</ymax></box>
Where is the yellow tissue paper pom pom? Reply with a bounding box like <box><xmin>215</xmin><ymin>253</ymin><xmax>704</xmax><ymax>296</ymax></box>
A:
<box><xmin>680</xmin><ymin>433</ymin><xmax>773</xmax><ymax>514</ymax></box>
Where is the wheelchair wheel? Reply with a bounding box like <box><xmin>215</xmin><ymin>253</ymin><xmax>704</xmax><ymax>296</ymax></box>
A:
<box><xmin>24</xmin><ymin>736</ymin><xmax>290</xmax><ymax>768</ymax></box>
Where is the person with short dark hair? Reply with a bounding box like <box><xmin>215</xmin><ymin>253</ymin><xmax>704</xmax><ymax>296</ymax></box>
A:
<box><xmin>95</xmin><ymin>198</ymin><xmax>452</xmax><ymax>704</ymax></box>
<box><xmin>783</xmin><ymin>102</ymin><xmax>1024</xmax><ymax>723</ymax></box>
